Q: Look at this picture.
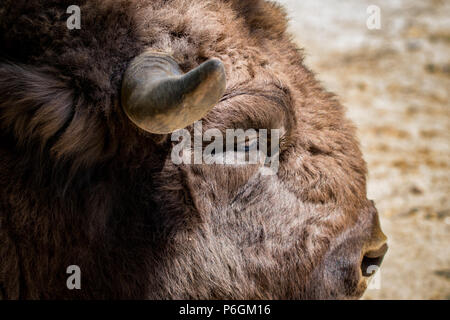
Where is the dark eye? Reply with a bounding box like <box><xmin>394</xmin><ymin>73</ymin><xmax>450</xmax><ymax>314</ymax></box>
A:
<box><xmin>243</xmin><ymin>139</ymin><xmax>257</xmax><ymax>152</ymax></box>
<box><xmin>231</xmin><ymin>134</ymin><xmax>259</xmax><ymax>153</ymax></box>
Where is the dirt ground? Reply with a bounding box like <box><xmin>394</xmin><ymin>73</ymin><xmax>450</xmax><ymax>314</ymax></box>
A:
<box><xmin>276</xmin><ymin>0</ymin><xmax>450</xmax><ymax>299</ymax></box>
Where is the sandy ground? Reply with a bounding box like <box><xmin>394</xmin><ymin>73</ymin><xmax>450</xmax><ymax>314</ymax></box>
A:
<box><xmin>276</xmin><ymin>0</ymin><xmax>450</xmax><ymax>299</ymax></box>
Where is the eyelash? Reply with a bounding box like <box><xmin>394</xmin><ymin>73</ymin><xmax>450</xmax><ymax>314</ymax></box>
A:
<box><xmin>204</xmin><ymin>131</ymin><xmax>281</xmax><ymax>155</ymax></box>
<box><xmin>210</xmin><ymin>141</ymin><xmax>259</xmax><ymax>157</ymax></box>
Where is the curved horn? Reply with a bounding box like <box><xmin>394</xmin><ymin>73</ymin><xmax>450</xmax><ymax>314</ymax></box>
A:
<box><xmin>121</xmin><ymin>51</ymin><xmax>226</xmax><ymax>134</ymax></box>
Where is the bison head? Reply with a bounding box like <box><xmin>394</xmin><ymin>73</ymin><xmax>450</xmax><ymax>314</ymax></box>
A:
<box><xmin>0</xmin><ymin>0</ymin><xmax>387</xmax><ymax>299</ymax></box>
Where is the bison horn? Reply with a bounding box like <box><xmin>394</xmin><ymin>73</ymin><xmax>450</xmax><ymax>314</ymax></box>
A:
<box><xmin>121</xmin><ymin>51</ymin><xmax>226</xmax><ymax>134</ymax></box>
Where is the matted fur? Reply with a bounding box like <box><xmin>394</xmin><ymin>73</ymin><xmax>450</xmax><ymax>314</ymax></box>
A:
<box><xmin>0</xmin><ymin>0</ymin><xmax>383</xmax><ymax>299</ymax></box>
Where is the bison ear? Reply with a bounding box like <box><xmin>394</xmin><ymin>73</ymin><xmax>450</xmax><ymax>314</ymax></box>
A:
<box><xmin>0</xmin><ymin>63</ymin><xmax>74</xmax><ymax>147</ymax></box>
<box><xmin>121</xmin><ymin>51</ymin><xmax>226</xmax><ymax>134</ymax></box>
<box><xmin>0</xmin><ymin>62</ymin><xmax>107</xmax><ymax>166</ymax></box>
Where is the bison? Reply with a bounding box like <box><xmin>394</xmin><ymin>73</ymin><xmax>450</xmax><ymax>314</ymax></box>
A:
<box><xmin>0</xmin><ymin>0</ymin><xmax>387</xmax><ymax>299</ymax></box>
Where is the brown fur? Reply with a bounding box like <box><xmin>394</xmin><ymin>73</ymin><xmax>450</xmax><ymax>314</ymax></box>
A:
<box><xmin>0</xmin><ymin>0</ymin><xmax>385</xmax><ymax>299</ymax></box>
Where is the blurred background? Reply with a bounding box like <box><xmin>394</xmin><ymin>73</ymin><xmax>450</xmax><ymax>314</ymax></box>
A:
<box><xmin>276</xmin><ymin>0</ymin><xmax>450</xmax><ymax>299</ymax></box>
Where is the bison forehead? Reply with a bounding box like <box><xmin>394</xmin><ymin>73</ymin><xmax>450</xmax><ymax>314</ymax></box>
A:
<box><xmin>0</xmin><ymin>0</ymin><xmax>287</xmax><ymax>108</ymax></box>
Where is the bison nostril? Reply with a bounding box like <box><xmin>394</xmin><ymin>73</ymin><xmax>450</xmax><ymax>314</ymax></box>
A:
<box><xmin>361</xmin><ymin>243</ymin><xmax>388</xmax><ymax>277</ymax></box>
<box><xmin>361</xmin><ymin>256</ymin><xmax>383</xmax><ymax>277</ymax></box>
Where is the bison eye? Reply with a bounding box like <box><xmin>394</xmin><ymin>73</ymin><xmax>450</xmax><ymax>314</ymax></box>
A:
<box><xmin>243</xmin><ymin>138</ymin><xmax>258</xmax><ymax>152</ymax></box>
<box><xmin>232</xmin><ymin>134</ymin><xmax>259</xmax><ymax>153</ymax></box>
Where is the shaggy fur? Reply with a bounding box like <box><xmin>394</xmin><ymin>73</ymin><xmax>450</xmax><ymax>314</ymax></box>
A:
<box><xmin>0</xmin><ymin>0</ymin><xmax>385</xmax><ymax>299</ymax></box>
